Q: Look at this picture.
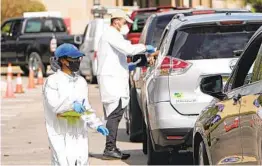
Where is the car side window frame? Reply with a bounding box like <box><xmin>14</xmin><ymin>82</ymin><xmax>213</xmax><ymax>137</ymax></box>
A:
<box><xmin>10</xmin><ymin>19</ymin><xmax>23</xmax><ymax>38</ymax></box>
<box><xmin>1</xmin><ymin>21</ymin><xmax>13</xmax><ymax>36</ymax></box>
<box><xmin>224</xmin><ymin>31</ymin><xmax>262</xmax><ymax>92</ymax></box>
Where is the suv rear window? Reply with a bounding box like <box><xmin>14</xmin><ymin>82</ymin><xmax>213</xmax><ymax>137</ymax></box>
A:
<box><xmin>170</xmin><ymin>24</ymin><xmax>261</xmax><ymax>60</ymax></box>
<box><xmin>149</xmin><ymin>15</ymin><xmax>173</xmax><ymax>47</ymax></box>
<box><xmin>25</xmin><ymin>18</ymin><xmax>66</xmax><ymax>33</ymax></box>
<box><xmin>130</xmin><ymin>12</ymin><xmax>154</xmax><ymax>33</ymax></box>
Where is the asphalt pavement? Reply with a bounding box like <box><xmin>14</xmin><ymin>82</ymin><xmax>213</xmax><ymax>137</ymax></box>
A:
<box><xmin>1</xmin><ymin>66</ymin><xmax>192</xmax><ymax>165</ymax></box>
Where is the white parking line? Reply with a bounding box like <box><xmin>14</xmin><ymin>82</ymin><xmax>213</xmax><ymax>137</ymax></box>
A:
<box><xmin>1</xmin><ymin>114</ymin><xmax>17</xmax><ymax>117</ymax></box>
<box><xmin>2</xmin><ymin>99</ymin><xmax>34</xmax><ymax>102</ymax></box>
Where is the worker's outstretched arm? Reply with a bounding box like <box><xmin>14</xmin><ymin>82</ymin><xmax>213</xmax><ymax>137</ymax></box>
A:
<box><xmin>79</xmin><ymin>78</ymin><xmax>103</xmax><ymax>129</ymax></box>
<box><xmin>43</xmin><ymin>78</ymin><xmax>73</xmax><ymax>114</ymax></box>
<box><xmin>108</xmin><ymin>35</ymin><xmax>146</xmax><ymax>56</ymax></box>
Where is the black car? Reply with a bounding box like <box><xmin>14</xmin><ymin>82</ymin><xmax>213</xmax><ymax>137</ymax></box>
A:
<box><xmin>1</xmin><ymin>17</ymin><xmax>80</xmax><ymax>76</ymax></box>
<box><xmin>193</xmin><ymin>26</ymin><xmax>262</xmax><ymax>165</ymax></box>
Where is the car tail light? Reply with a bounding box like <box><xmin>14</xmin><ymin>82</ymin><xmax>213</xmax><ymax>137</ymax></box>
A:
<box><xmin>157</xmin><ymin>56</ymin><xmax>192</xmax><ymax>76</ymax></box>
<box><xmin>166</xmin><ymin>136</ymin><xmax>183</xmax><ymax>140</ymax></box>
<box><xmin>94</xmin><ymin>51</ymin><xmax>97</xmax><ymax>59</ymax></box>
<box><xmin>219</xmin><ymin>21</ymin><xmax>244</xmax><ymax>25</ymax></box>
<box><xmin>141</xmin><ymin>66</ymin><xmax>147</xmax><ymax>73</ymax></box>
<box><xmin>192</xmin><ymin>10</ymin><xmax>215</xmax><ymax>15</ymax></box>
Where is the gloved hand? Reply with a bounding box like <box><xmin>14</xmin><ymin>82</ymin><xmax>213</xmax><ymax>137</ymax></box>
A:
<box><xmin>73</xmin><ymin>100</ymin><xmax>86</xmax><ymax>113</ymax></box>
<box><xmin>128</xmin><ymin>63</ymin><xmax>136</xmax><ymax>71</ymax></box>
<box><xmin>146</xmin><ymin>45</ymin><xmax>156</xmax><ymax>54</ymax></box>
<box><xmin>97</xmin><ymin>125</ymin><xmax>109</xmax><ymax>136</ymax></box>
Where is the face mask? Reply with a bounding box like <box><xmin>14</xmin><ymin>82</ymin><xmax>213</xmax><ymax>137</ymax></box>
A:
<box><xmin>120</xmin><ymin>24</ymin><xmax>130</xmax><ymax>35</ymax></box>
<box><xmin>67</xmin><ymin>60</ymin><xmax>80</xmax><ymax>72</ymax></box>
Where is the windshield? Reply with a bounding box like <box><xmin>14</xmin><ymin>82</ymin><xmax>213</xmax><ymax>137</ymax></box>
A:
<box><xmin>149</xmin><ymin>14</ymin><xmax>173</xmax><ymax>47</ymax></box>
<box><xmin>130</xmin><ymin>12</ymin><xmax>154</xmax><ymax>33</ymax></box>
<box><xmin>170</xmin><ymin>24</ymin><xmax>261</xmax><ymax>60</ymax></box>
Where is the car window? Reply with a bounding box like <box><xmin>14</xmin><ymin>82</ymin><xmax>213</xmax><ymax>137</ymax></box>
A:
<box><xmin>11</xmin><ymin>20</ymin><xmax>23</xmax><ymax>37</ymax></box>
<box><xmin>250</xmin><ymin>44</ymin><xmax>262</xmax><ymax>82</ymax></box>
<box><xmin>42</xmin><ymin>19</ymin><xmax>55</xmax><ymax>32</ymax></box>
<box><xmin>150</xmin><ymin>15</ymin><xmax>173</xmax><ymax>47</ymax></box>
<box><xmin>1</xmin><ymin>21</ymin><xmax>13</xmax><ymax>36</ymax></box>
<box><xmin>130</xmin><ymin>12</ymin><xmax>154</xmax><ymax>33</ymax></box>
<box><xmin>25</xmin><ymin>19</ymin><xmax>42</xmax><ymax>33</ymax></box>
<box><xmin>139</xmin><ymin>15</ymin><xmax>154</xmax><ymax>44</ymax></box>
<box><xmin>170</xmin><ymin>24</ymin><xmax>261</xmax><ymax>60</ymax></box>
<box><xmin>225</xmin><ymin>32</ymin><xmax>262</xmax><ymax>91</ymax></box>
<box><xmin>53</xmin><ymin>19</ymin><xmax>66</xmax><ymax>32</ymax></box>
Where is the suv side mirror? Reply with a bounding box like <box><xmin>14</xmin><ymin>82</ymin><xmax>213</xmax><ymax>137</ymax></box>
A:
<box><xmin>132</xmin><ymin>54</ymin><xmax>148</xmax><ymax>67</ymax></box>
<box><xmin>74</xmin><ymin>35</ymin><xmax>83</xmax><ymax>45</ymax></box>
<box><xmin>233</xmin><ymin>50</ymin><xmax>243</xmax><ymax>57</ymax></box>
<box><xmin>200</xmin><ymin>75</ymin><xmax>226</xmax><ymax>100</ymax></box>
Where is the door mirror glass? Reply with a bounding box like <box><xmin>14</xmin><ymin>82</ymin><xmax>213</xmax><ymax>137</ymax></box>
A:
<box><xmin>74</xmin><ymin>35</ymin><xmax>83</xmax><ymax>45</ymax></box>
<box><xmin>200</xmin><ymin>75</ymin><xmax>225</xmax><ymax>99</ymax></box>
<box><xmin>132</xmin><ymin>54</ymin><xmax>148</xmax><ymax>67</ymax></box>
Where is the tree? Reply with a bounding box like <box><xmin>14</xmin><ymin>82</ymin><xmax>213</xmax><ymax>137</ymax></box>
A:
<box><xmin>247</xmin><ymin>0</ymin><xmax>262</xmax><ymax>12</ymax></box>
<box><xmin>1</xmin><ymin>0</ymin><xmax>46</xmax><ymax>23</ymax></box>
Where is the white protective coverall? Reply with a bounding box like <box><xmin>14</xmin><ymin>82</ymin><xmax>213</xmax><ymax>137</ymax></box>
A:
<box><xmin>43</xmin><ymin>70</ymin><xmax>103</xmax><ymax>166</ymax></box>
<box><xmin>97</xmin><ymin>26</ymin><xmax>146</xmax><ymax>117</ymax></box>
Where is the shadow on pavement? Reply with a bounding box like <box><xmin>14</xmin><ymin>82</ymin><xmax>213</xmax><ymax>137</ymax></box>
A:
<box><xmin>89</xmin><ymin>149</ymin><xmax>146</xmax><ymax>165</ymax></box>
<box><xmin>90</xmin><ymin>150</ymin><xmax>193</xmax><ymax>165</ymax></box>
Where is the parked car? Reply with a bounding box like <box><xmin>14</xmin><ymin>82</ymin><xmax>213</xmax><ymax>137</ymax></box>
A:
<box><xmin>127</xmin><ymin>6</ymin><xmax>189</xmax><ymax>44</ymax></box>
<box><xmin>131</xmin><ymin>13</ymin><xmax>262</xmax><ymax>165</ymax></box>
<box><xmin>1</xmin><ymin>16</ymin><xmax>79</xmax><ymax>76</ymax></box>
<box><xmin>193</xmin><ymin>26</ymin><xmax>262</xmax><ymax>165</ymax></box>
<box><xmin>126</xmin><ymin>8</ymin><xmax>252</xmax><ymax>144</ymax></box>
<box><xmin>79</xmin><ymin>18</ymin><xmax>110</xmax><ymax>83</ymax></box>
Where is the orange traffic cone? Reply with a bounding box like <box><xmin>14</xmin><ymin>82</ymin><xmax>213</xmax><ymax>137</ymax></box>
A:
<box><xmin>15</xmin><ymin>73</ymin><xmax>24</xmax><ymax>93</ymax></box>
<box><xmin>37</xmin><ymin>68</ymin><xmax>44</xmax><ymax>85</ymax></box>
<box><xmin>28</xmin><ymin>69</ymin><xmax>36</xmax><ymax>89</ymax></box>
<box><xmin>4</xmin><ymin>74</ymin><xmax>15</xmax><ymax>98</ymax></box>
<box><xmin>7</xmin><ymin>63</ymin><xmax>13</xmax><ymax>79</ymax></box>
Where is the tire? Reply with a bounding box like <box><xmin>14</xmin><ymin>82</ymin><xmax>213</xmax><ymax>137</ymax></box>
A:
<box><xmin>28</xmin><ymin>52</ymin><xmax>46</xmax><ymax>77</ymax></box>
<box><xmin>147</xmin><ymin>129</ymin><xmax>170</xmax><ymax>165</ymax></box>
<box><xmin>129</xmin><ymin>87</ymin><xmax>143</xmax><ymax>142</ymax></box>
<box><xmin>198</xmin><ymin>141</ymin><xmax>209</xmax><ymax>165</ymax></box>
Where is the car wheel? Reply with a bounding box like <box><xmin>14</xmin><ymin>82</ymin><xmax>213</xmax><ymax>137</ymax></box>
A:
<box><xmin>129</xmin><ymin>87</ymin><xmax>143</xmax><ymax>142</ymax></box>
<box><xmin>147</xmin><ymin>129</ymin><xmax>169</xmax><ymax>165</ymax></box>
<box><xmin>198</xmin><ymin>141</ymin><xmax>209</xmax><ymax>165</ymax></box>
<box><xmin>28</xmin><ymin>52</ymin><xmax>46</xmax><ymax>77</ymax></box>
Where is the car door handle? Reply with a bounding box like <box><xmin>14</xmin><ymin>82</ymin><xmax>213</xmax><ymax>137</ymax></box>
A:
<box><xmin>233</xmin><ymin>94</ymin><xmax>242</xmax><ymax>105</ymax></box>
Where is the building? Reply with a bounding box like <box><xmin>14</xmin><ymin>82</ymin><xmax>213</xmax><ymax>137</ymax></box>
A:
<box><xmin>38</xmin><ymin>0</ymin><xmax>125</xmax><ymax>34</ymax></box>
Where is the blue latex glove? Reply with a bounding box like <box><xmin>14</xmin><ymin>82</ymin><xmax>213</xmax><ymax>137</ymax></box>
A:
<box><xmin>128</xmin><ymin>63</ymin><xmax>136</xmax><ymax>71</ymax></box>
<box><xmin>146</xmin><ymin>45</ymin><xmax>155</xmax><ymax>54</ymax></box>
<box><xmin>97</xmin><ymin>126</ymin><xmax>109</xmax><ymax>136</ymax></box>
<box><xmin>73</xmin><ymin>100</ymin><xmax>86</xmax><ymax>113</ymax></box>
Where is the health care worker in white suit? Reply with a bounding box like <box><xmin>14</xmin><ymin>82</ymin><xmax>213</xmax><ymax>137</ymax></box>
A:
<box><xmin>43</xmin><ymin>43</ymin><xmax>109</xmax><ymax>166</ymax></box>
<box><xmin>97</xmin><ymin>10</ymin><xmax>155</xmax><ymax>160</ymax></box>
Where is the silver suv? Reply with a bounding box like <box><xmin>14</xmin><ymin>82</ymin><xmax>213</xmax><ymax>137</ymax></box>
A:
<box><xmin>135</xmin><ymin>13</ymin><xmax>262</xmax><ymax>164</ymax></box>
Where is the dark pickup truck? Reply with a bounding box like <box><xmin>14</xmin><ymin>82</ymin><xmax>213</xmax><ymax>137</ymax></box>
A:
<box><xmin>1</xmin><ymin>16</ymin><xmax>81</xmax><ymax>75</ymax></box>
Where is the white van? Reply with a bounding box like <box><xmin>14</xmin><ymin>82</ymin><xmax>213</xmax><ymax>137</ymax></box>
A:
<box><xmin>79</xmin><ymin>18</ymin><xmax>110</xmax><ymax>83</ymax></box>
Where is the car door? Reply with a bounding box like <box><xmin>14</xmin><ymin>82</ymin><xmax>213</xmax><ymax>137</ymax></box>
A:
<box><xmin>219</xmin><ymin>29</ymin><xmax>262</xmax><ymax>165</ymax></box>
<box><xmin>238</xmin><ymin>42</ymin><xmax>262</xmax><ymax>165</ymax></box>
<box><xmin>1</xmin><ymin>20</ymin><xmax>15</xmax><ymax>63</ymax></box>
<box><xmin>10</xmin><ymin>20</ymin><xmax>23</xmax><ymax>61</ymax></box>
